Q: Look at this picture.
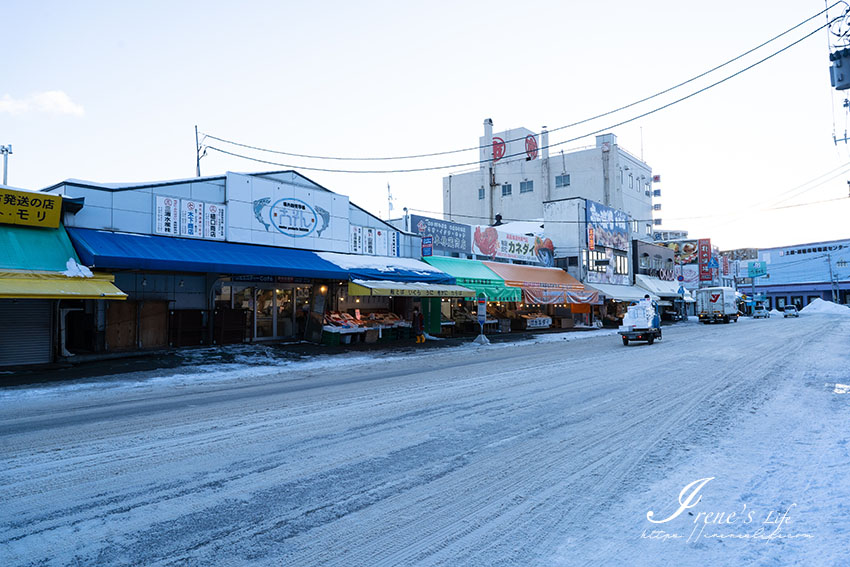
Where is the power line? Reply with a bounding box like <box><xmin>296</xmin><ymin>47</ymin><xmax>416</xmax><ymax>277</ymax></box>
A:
<box><xmin>407</xmin><ymin>196</ymin><xmax>850</xmax><ymax>226</ymax></box>
<box><xmin>201</xmin><ymin>3</ymin><xmax>838</xmax><ymax>164</ymax></box>
<box><xmin>206</xmin><ymin>17</ymin><xmax>834</xmax><ymax>175</ymax></box>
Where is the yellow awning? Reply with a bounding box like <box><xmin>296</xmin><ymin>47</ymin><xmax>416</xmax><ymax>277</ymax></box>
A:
<box><xmin>0</xmin><ymin>270</ymin><xmax>127</xmax><ymax>300</ymax></box>
<box><xmin>348</xmin><ymin>279</ymin><xmax>475</xmax><ymax>297</ymax></box>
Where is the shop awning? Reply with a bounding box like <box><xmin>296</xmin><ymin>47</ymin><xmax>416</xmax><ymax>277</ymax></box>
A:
<box><xmin>317</xmin><ymin>252</ymin><xmax>455</xmax><ymax>284</ymax></box>
<box><xmin>0</xmin><ymin>224</ymin><xmax>125</xmax><ymax>300</ymax></box>
<box><xmin>0</xmin><ymin>270</ymin><xmax>126</xmax><ymax>300</ymax></box>
<box><xmin>68</xmin><ymin>227</ymin><xmax>351</xmax><ymax>280</ymax></box>
<box><xmin>421</xmin><ymin>256</ymin><xmax>522</xmax><ymax>301</ymax></box>
<box><xmin>482</xmin><ymin>262</ymin><xmax>600</xmax><ymax>305</ymax></box>
<box><xmin>635</xmin><ymin>274</ymin><xmax>685</xmax><ymax>298</ymax></box>
<box><xmin>586</xmin><ymin>283</ymin><xmax>659</xmax><ymax>302</ymax></box>
<box><xmin>348</xmin><ymin>279</ymin><xmax>475</xmax><ymax>297</ymax></box>
<box><xmin>1</xmin><ymin>224</ymin><xmax>84</xmax><ymax>272</ymax></box>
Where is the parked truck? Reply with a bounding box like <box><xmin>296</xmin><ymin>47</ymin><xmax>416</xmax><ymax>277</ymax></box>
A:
<box><xmin>696</xmin><ymin>286</ymin><xmax>739</xmax><ymax>324</ymax></box>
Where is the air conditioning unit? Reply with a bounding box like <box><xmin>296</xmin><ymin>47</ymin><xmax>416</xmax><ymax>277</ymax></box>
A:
<box><xmin>653</xmin><ymin>189</ymin><xmax>661</xmax><ymax>197</ymax></box>
<box><xmin>653</xmin><ymin>218</ymin><xmax>663</xmax><ymax>225</ymax></box>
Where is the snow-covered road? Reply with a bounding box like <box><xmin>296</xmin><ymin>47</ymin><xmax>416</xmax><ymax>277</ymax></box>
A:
<box><xmin>1</xmin><ymin>314</ymin><xmax>848</xmax><ymax>566</ymax></box>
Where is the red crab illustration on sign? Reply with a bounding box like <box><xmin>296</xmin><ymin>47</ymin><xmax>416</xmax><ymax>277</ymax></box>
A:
<box><xmin>474</xmin><ymin>226</ymin><xmax>499</xmax><ymax>258</ymax></box>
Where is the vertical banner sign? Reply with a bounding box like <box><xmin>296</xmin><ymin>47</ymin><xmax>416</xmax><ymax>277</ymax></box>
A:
<box><xmin>721</xmin><ymin>255</ymin><xmax>730</xmax><ymax>276</ymax></box>
<box><xmin>349</xmin><ymin>225</ymin><xmax>363</xmax><ymax>253</ymax></box>
<box><xmin>181</xmin><ymin>200</ymin><xmax>204</xmax><ymax>237</ymax></box>
<box><xmin>588</xmin><ymin>227</ymin><xmax>595</xmax><ymax>251</ymax></box>
<box><xmin>389</xmin><ymin>231</ymin><xmax>399</xmax><ymax>257</ymax></box>
<box><xmin>375</xmin><ymin>229</ymin><xmax>388</xmax><ymax>256</ymax></box>
<box><xmin>477</xmin><ymin>294</ymin><xmax>487</xmax><ymax>335</ymax></box>
<box><xmin>204</xmin><ymin>204</ymin><xmax>226</xmax><ymax>240</ymax></box>
<box><xmin>421</xmin><ymin>236</ymin><xmax>433</xmax><ymax>257</ymax></box>
<box><xmin>155</xmin><ymin>196</ymin><xmax>180</xmax><ymax>235</ymax></box>
<box><xmin>365</xmin><ymin>228</ymin><xmax>375</xmax><ymax>255</ymax></box>
<box><xmin>698</xmin><ymin>238</ymin><xmax>712</xmax><ymax>281</ymax></box>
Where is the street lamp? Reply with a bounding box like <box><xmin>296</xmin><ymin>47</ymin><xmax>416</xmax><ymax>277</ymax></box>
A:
<box><xmin>0</xmin><ymin>145</ymin><xmax>11</xmax><ymax>185</ymax></box>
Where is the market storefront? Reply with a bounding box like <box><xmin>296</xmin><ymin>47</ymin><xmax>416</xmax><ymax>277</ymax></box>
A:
<box><xmin>0</xmin><ymin>199</ymin><xmax>126</xmax><ymax>367</ymax></box>
<box><xmin>482</xmin><ymin>262</ymin><xmax>600</xmax><ymax>330</ymax></box>
<box><xmin>634</xmin><ymin>274</ymin><xmax>694</xmax><ymax>321</ymax></box>
<box><xmin>421</xmin><ymin>256</ymin><xmax>522</xmax><ymax>334</ymax></box>
<box><xmin>583</xmin><ymin>282</ymin><xmax>658</xmax><ymax>328</ymax></box>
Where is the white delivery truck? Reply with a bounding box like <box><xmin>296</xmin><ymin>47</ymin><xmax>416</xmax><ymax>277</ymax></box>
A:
<box><xmin>696</xmin><ymin>286</ymin><xmax>739</xmax><ymax>324</ymax></box>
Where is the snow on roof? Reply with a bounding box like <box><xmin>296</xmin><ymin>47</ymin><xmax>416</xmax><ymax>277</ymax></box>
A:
<box><xmin>800</xmin><ymin>298</ymin><xmax>850</xmax><ymax>315</ymax></box>
<box><xmin>317</xmin><ymin>252</ymin><xmax>442</xmax><ymax>273</ymax></box>
<box><xmin>494</xmin><ymin>220</ymin><xmax>544</xmax><ymax>236</ymax></box>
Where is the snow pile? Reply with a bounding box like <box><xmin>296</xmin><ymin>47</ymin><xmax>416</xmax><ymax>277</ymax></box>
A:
<box><xmin>769</xmin><ymin>309</ymin><xmax>782</xmax><ymax>316</ymax></box>
<box><xmin>800</xmin><ymin>298</ymin><xmax>850</xmax><ymax>315</ymax></box>
<box><xmin>317</xmin><ymin>252</ymin><xmax>442</xmax><ymax>274</ymax></box>
<box><xmin>62</xmin><ymin>258</ymin><xmax>93</xmax><ymax>278</ymax></box>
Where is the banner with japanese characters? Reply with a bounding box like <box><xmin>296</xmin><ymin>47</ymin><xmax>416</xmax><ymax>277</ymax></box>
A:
<box><xmin>204</xmin><ymin>203</ymin><xmax>226</xmax><ymax>240</ymax></box>
<box><xmin>410</xmin><ymin>214</ymin><xmax>471</xmax><ymax>255</ymax></box>
<box><xmin>0</xmin><ymin>187</ymin><xmax>61</xmax><ymax>228</ymax></box>
<box><xmin>180</xmin><ymin>200</ymin><xmax>205</xmax><ymax>238</ymax></box>
<box><xmin>473</xmin><ymin>225</ymin><xmax>540</xmax><ymax>263</ymax></box>
<box><xmin>155</xmin><ymin>196</ymin><xmax>180</xmax><ymax>235</ymax></box>
<box><xmin>698</xmin><ymin>238</ymin><xmax>712</xmax><ymax>281</ymax></box>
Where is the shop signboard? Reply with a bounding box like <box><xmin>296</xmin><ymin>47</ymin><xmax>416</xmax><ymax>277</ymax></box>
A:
<box><xmin>680</xmin><ymin>264</ymin><xmax>700</xmax><ymax>288</ymax></box>
<box><xmin>421</xmin><ymin>236</ymin><xmax>433</xmax><ymax>257</ymax></box>
<box><xmin>204</xmin><ymin>203</ymin><xmax>226</xmax><ymax>240</ymax></box>
<box><xmin>375</xmin><ymin>228</ymin><xmax>388</xmax><ymax>256</ymax></box>
<box><xmin>181</xmin><ymin>199</ymin><xmax>205</xmax><ymax>238</ymax></box>
<box><xmin>0</xmin><ymin>187</ymin><xmax>61</xmax><ymax>228</ymax></box>
<box><xmin>585</xmin><ymin>199</ymin><xmax>629</xmax><ymax>251</ymax></box>
<box><xmin>389</xmin><ymin>231</ymin><xmax>399</xmax><ymax>256</ymax></box>
<box><xmin>698</xmin><ymin>238</ymin><xmax>712</xmax><ymax>281</ymax></box>
<box><xmin>661</xmin><ymin>240</ymin><xmax>699</xmax><ymax>264</ymax></box>
<box><xmin>473</xmin><ymin>225</ymin><xmax>554</xmax><ymax>265</ymax></box>
<box><xmin>350</xmin><ymin>225</ymin><xmax>363</xmax><ymax>253</ymax></box>
<box><xmin>410</xmin><ymin>214</ymin><xmax>471</xmax><ymax>255</ymax></box>
<box><xmin>155</xmin><ymin>196</ymin><xmax>180</xmax><ymax>235</ymax></box>
<box><xmin>364</xmin><ymin>228</ymin><xmax>375</xmax><ymax>255</ymax></box>
<box><xmin>721</xmin><ymin>255</ymin><xmax>730</xmax><ymax>276</ymax></box>
<box><xmin>588</xmin><ymin>227</ymin><xmax>595</xmax><ymax>251</ymax></box>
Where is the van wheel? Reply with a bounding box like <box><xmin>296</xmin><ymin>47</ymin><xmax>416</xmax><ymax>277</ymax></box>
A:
<box><xmin>647</xmin><ymin>336</ymin><xmax>655</xmax><ymax>345</ymax></box>
<box><xmin>723</xmin><ymin>316</ymin><xmax>729</xmax><ymax>324</ymax></box>
<box><xmin>622</xmin><ymin>337</ymin><xmax>629</xmax><ymax>346</ymax></box>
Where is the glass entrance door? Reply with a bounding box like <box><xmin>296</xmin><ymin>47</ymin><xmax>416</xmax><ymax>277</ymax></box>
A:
<box><xmin>276</xmin><ymin>288</ymin><xmax>294</xmax><ymax>338</ymax></box>
<box><xmin>256</xmin><ymin>289</ymin><xmax>274</xmax><ymax>338</ymax></box>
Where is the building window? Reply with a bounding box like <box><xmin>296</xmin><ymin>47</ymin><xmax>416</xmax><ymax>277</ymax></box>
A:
<box><xmin>790</xmin><ymin>296</ymin><xmax>803</xmax><ymax>309</ymax></box>
<box><xmin>776</xmin><ymin>297</ymin><xmax>787</xmax><ymax>310</ymax></box>
<box><xmin>501</xmin><ymin>183</ymin><xmax>512</xmax><ymax>196</ymax></box>
<box><xmin>478</xmin><ymin>187</ymin><xmax>485</xmax><ymax>200</ymax></box>
<box><xmin>653</xmin><ymin>204</ymin><xmax>662</xmax><ymax>211</ymax></box>
<box><xmin>629</xmin><ymin>174</ymin><xmax>633</xmax><ymax>188</ymax></box>
<box><xmin>631</xmin><ymin>220</ymin><xmax>639</xmax><ymax>233</ymax></box>
<box><xmin>520</xmin><ymin>180</ymin><xmax>533</xmax><ymax>193</ymax></box>
<box><xmin>614</xmin><ymin>252</ymin><xmax>629</xmax><ymax>275</ymax></box>
<box><xmin>555</xmin><ymin>174</ymin><xmax>570</xmax><ymax>188</ymax></box>
<box><xmin>646</xmin><ymin>224</ymin><xmax>652</xmax><ymax>234</ymax></box>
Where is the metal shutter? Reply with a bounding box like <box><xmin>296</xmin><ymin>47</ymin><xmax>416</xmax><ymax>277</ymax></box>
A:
<box><xmin>0</xmin><ymin>300</ymin><xmax>53</xmax><ymax>366</ymax></box>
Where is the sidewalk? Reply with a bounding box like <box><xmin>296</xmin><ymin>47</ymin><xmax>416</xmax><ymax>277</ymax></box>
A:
<box><xmin>0</xmin><ymin>327</ymin><xmax>605</xmax><ymax>388</ymax></box>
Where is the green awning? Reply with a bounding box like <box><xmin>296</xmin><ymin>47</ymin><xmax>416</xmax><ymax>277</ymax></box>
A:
<box><xmin>0</xmin><ymin>224</ymin><xmax>80</xmax><ymax>271</ymax></box>
<box><xmin>422</xmin><ymin>256</ymin><xmax>522</xmax><ymax>301</ymax></box>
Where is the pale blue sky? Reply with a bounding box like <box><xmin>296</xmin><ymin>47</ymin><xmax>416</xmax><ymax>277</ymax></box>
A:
<box><xmin>3</xmin><ymin>0</ymin><xmax>848</xmax><ymax>249</ymax></box>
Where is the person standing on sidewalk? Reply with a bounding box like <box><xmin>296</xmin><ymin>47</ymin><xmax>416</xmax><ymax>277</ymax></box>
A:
<box><xmin>412</xmin><ymin>307</ymin><xmax>425</xmax><ymax>344</ymax></box>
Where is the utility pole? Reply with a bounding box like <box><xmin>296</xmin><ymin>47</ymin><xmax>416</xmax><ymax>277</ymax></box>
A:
<box><xmin>195</xmin><ymin>126</ymin><xmax>206</xmax><ymax>177</ymax></box>
<box><xmin>0</xmin><ymin>145</ymin><xmax>12</xmax><ymax>185</ymax></box>
<box><xmin>387</xmin><ymin>182</ymin><xmax>394</xmax><ymax>220</ymax></box>
<box><xmin>827</xmin><ymin>252</ymin><xmax>839</xmax><ymax>302</ymax></box>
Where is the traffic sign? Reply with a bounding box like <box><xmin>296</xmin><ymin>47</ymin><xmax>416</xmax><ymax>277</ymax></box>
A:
<box><xmin>748</xmin><ymin>261</ymin><xmax>767</xmax><ymax>278</ymax></box>
<box><xmin>677</xmin><ymin>275</ymin><xmax>684</xmax><ymax>282</ymax></box>
<box><xmin>477</xmin><ymin>295</ymin><xmax>487</xmax><ymax>325</ymax></box>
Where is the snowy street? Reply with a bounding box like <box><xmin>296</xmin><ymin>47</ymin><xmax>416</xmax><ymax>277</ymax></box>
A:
<box><xmin>1</xmin><ymin>313</ymin><xmax>849</xmax><ymax>566</ymax></box>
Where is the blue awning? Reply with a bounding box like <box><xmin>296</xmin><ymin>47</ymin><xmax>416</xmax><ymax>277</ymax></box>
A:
<box><xmin>66</xmin><ymin>228</ymin><xmax>456</xmax><ymax>284</ymax></box>
<box><xmin>67</xmin><ymin>228</ymin><xmax>349</xmax><ymax>280</ymax></box>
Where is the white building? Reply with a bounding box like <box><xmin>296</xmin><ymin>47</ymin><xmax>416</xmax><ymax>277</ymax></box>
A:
<box><xmin>442</xmin><ymin>121</ymin><xmax>654</xmax><ymax>238</ymax></box>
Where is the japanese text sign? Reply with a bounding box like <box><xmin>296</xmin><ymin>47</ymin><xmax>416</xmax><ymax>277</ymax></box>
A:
<box><xmin>0</xmin><ymin>187</ymin><xmax>61</xmax><ymax>228</ymax></box>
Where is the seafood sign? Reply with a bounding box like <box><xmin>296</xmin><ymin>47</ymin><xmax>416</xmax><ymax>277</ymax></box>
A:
<box><xmin>585</xmin><ymin>199</ymin><xmax>629</xmax><ymax>251</ymax></box>
<box><xmin>473</xmin><ymin>226</ymin><xmax>554</xmax><ymax>266</ymax></box>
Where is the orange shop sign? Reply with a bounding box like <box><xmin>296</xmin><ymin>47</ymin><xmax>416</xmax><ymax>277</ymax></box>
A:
<box><xmin>0</xmin><ymin>187</ymin><xmax>62</xmax><ymax>228</ymax></box>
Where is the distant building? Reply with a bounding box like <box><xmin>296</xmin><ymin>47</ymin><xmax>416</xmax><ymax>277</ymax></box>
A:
<box><xmin>755</xmin><ymin>238</ymin><xmax>850</xmax><ymax>309</ymax></box>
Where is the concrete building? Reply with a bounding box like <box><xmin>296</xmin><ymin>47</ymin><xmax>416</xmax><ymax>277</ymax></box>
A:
<box><xmin>442</xmin><ymin>121</ymin><xmax>654</xmax><ymax>240</ymax></box>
